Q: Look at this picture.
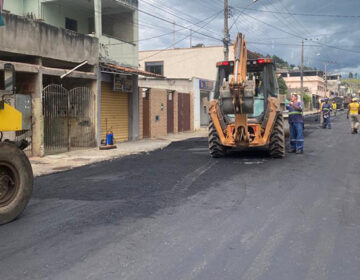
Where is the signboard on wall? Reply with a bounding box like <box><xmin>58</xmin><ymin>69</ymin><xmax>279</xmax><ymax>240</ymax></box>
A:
<box><xmin>199</xmin><ymin>80</ymin><xmax>214</xmax><ymax>91</ymax></box>
<box><xmin>113</xmin><ymin>74</ymin><xmax>133</xmax><ymax>93</ymax></box>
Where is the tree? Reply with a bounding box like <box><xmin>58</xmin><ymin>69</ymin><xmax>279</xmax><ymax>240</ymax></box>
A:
<box><xmin>302</xmin><ymin>94</ymin><xmax>312</xmax><ymax>109</ymax></box>
<box><xmin>271</xmin><ymin>55</ymin><xmax>289</xmax><ymax>68</ymax></box>
<box><xmin>277</xmin><ymin>76</ymin><xmax>288</xmax><ymax>95</ymax></box>
<box><xmin>349</xmin><ymin>72</ymin><xmax>354</xmax><ymax>79</ymax></box>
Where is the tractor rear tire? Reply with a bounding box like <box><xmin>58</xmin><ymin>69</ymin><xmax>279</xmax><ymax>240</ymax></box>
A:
<box><xmin>269</xmin><ymin>114</ymin><xmax>286</xmax><ymax>158</ymax></box>
<box><xmin>0</xmin><ymin>142</ymin><xmax>33</xmax><ymax>225</ymax></box>
<box><xmin>208</xmin><ymin>120</ymin><xmax>226</xmax><ymax>158</ymax></box>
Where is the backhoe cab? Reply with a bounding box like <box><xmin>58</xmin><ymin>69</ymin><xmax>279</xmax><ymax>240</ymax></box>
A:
<box><xmin>208</xmin><ymin>33</ymin><xmax>285</xmax><ymax>158</ymax></box>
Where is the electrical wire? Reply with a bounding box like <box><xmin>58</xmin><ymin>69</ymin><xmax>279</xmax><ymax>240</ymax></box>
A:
<box><xmin>106</xmin><ymin>9</ymin><xmax>223</xmax><ymax>46</ymax></box>
<box><xmin>232</xmin><ymin>8</ymin><xmax>360</xmax><ymax>54</ymax></box>
<box><xmin>139</xmin><ymin>10</ymin><xmax>223</xmax><ymax>62</ymax></box>
<box><xmin>141</xmin><ymin>0</ymin><xmax>223</xmax><ymax>38</ymax></box>
<box><xmin>233</xmin><ymin>7</ymin><xmax>360</xmax><ymax>18</ymax></box>
<box><xmin>121</xmin><ymin>2</ymin><xmax>223</xmax><ymax>43</ymax></box>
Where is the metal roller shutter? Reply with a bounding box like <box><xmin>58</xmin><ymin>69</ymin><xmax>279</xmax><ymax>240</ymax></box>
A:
<box><xmin>101</xmin><ymin>82</ymin><xmax>129</xmax><ymax>142</ymax></box>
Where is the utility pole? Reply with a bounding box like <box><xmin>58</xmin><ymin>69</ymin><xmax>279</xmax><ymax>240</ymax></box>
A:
<box><xmin>190</xmin><ymin>29</ymin><xmax>192</xmax><ymax>48</ymax></box>
<box><xmin>324</xmin><ymin>62</ymin><xmax>328</xmax><ymax>96</ymax></box>
<box><xmin>224</xmin><ymin>0</ymin><xmax>230</xmax><ymax>60</ymax></box>
<box><xmin>301</xmin><ymin>39</ymin><xmax>304</xmax><ymax>93</ymax></box>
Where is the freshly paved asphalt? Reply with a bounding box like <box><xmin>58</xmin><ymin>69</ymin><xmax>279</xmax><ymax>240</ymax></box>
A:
<box><xmin>1</xmin><ymin>113</ymin><xmax>359</xmax><ymax>280</ymax></box>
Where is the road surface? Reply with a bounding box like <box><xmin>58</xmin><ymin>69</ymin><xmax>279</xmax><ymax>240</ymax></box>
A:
<box><xmin>1</xmin><ymin>113</ymin><xmax>359</xmax><ymax>280</ymax></box>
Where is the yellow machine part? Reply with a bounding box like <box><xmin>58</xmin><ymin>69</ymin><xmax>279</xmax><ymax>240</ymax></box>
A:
<box><xmin>0</xmin><ymin>103</ymin><xmax>23</xmax><ymax>132</ymax></box>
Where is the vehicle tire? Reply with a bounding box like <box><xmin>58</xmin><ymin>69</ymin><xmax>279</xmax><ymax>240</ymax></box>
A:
<box><xmin>269</xmin><ymin>114</ymin><xmax>285</xmax><ymax>158</ymax></box>
<box><xmin>208</xmin><ymin>120</ymin><xmax>226</xmax><ymax>158</ymax></box>
<box><xmin>0</xmin><ymin>142</ymin><xmax>33</xmax><ymax>225</ymax></box>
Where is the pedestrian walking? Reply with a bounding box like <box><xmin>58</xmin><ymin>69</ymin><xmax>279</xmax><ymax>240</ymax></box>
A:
<box><xmin>347</xmin><ymin>98</ymin><xmax>359</xmax><ymax>134</ymax></box>
<box><xmin>322</xmin><ymin>98</ymin><xmax>332</xmax><ymax>129</ymax></box>
<box><xmin>286</xmin><ymin>94</ymin><xmax>304</xmax><ymax>154</ymax></box>
<box><xmin>332</xmin><ymin>101</ymin><xmax>337</xmax><ymax>116</ymax></box>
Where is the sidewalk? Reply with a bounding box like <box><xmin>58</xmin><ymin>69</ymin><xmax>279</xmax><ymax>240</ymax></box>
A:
<box><xmin>30</xmin><ymin>129</ymin><xmax>207</xmax><ymax>177</ymax></box>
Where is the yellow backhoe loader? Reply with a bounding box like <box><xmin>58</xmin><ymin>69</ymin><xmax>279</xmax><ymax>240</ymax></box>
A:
<box><xmin>208</xmin><ymin>33</ymin><xmax>285</xmax><ymax>158</ymax></box>
<box><xmin>0</xmin><ymin>63</ymin><xmax>33</xmax><ymax>225</ymax></box>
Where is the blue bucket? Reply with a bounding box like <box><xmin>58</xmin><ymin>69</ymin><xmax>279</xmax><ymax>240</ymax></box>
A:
<box><xmin>106</xmin><ymin>131</ymin><xmax>114</xmax><ymax>146</ymax></box>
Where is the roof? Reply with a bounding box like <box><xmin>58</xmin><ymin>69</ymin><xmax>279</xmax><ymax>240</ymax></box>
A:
<box><xmin>100</xmin><ymin>63</ymin><xmax>165</xmax><ymax>78</ymax></box>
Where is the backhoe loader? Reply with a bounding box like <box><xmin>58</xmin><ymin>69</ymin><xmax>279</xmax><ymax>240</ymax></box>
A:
<box><xmin>0</xmin><ymin>63</ymin><xmax>33</xmax><ymax>225</ymax></box>
<box><xmin>208</xmin><ymin>33</ymin><xmax>285</xmax><ymax>158</ymax></box>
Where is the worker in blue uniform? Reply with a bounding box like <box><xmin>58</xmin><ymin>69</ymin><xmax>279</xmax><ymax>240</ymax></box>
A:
<box><xmin>322</xmin><ymin>98</ymin><xmax>332</xmax><ymax>129</ymax></box>
<box><xmin>286</xmin><ymin>94</ymin><xmax>304</xmax><ymax>154</ymax></box>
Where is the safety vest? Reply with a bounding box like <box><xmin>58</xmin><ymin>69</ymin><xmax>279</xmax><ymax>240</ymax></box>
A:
<box><xmin>332</xmin><ymin>103</ymin><xmax>337</xmax><ymax>110</ymax></box>
<box><xmin>288</xmin><ymin>111</ymin><xmax>303</xmax><ymax>115</ymax></box>
<box><xmin>349</xmin><ymin>102</ymin><xmax>359</xmax><ymax>115</ymax></box>
<box><xmin>322</xmin><ymin>104</ymin><xmax>331</xmax><ymax>116</ymax></box>
<box><xmin>287</xmin><ymin>102</ymin><xmax>304</xmax><ymax>123</ymax></box>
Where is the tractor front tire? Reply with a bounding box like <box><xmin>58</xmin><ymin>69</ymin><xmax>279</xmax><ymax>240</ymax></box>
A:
<box><xmin>0</xmin><ymin>142</ymin><xmax>33</xmax><ymax>225</ymax></box>
<box><xmin>269</xmin><ymin>114</ymin><xmax>286</xmax><ymax>158</ymax></box>
<box><xmin>208</xmin><ymin>120</ymin><xmax>226</xmax><ymax>158</ymax></box>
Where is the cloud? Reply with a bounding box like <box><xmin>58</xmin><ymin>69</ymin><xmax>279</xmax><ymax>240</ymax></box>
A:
<box><xmin>138</xmin><ymin>0</ymin><xmax>360</xmax><ymax>74</ymax></box>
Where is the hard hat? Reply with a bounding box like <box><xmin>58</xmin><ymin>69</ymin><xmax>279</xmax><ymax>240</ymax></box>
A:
<box><xmin>352</xmin><ymin>97</ymin><xmax>358</xmax><ymax>102</ymax></box>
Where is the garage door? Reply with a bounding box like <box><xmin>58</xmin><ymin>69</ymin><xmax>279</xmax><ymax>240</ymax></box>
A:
<box><xmin>101</xmin><ymin>82</ymin><xmax>129</xmax><ymax>142</ymax></box>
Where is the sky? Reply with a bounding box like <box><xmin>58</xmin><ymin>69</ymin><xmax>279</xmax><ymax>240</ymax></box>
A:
<box><xmin>138</xmin><ymin>0</ymin><xmax>360</xmax><ymax>76</ymax></box>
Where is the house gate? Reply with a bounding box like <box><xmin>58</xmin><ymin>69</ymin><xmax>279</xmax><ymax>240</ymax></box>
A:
<box><xmin>43</xmin><ymin>85</ymin><xmax>95</xmax><ymax>155</ymax></box>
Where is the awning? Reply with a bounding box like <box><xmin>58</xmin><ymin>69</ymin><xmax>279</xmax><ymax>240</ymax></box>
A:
<box><xmin>100</xmin><ymin>63</ymin><xmax>165</xmax><ymax>78</ymax></box>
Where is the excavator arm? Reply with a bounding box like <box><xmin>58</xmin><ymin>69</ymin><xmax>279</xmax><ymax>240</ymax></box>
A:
<box><xmin>230</xmin><ymin>33</ymin><xmax>251</xmax><ymax>144</ymax></box>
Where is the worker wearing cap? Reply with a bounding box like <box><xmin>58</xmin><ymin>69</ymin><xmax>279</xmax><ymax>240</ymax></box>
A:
<box><xmin>347</xmin><ymin>98</ymin><xmax>359</xmax><ymax>134</ymax></box>
<box><xmin>322</xmin><ymin>98</ymin><xmax>332</xmax><ymax>129</ymax></box>
<box><xmin>286</xmin><ymin>94</ymin><xmax>304</xmax><ymax>154</ymax></box>
<box><xmin>332</xmin><ymin>101</ymin><xmax>337</xmax><ymax>116</ymax></box>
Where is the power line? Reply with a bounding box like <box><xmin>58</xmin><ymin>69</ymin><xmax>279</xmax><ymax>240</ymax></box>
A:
<box><xmin>126</xmin><ymin>3</ymin><xmax>223</xmax><ymax>43</ymax></box>
<box><xmin>107</xmin><ymin>9</ymin><xmax>223</xmax><ymax>46</ymax></box>
<box><xmin>235</xmin><ymin>6</ymin><xmax>360</xmax><ymax>18</ymax></box>
<box><xmin>261</xmin><ymin>0</ymin><xmax>306</xmax><ymax>38</ymax></box>
<box><xmin>139</xmin><ymin>10</ymin><xmax>222</xmax><ymax>62</ymax></box>
<box><xmin>276</xmin><ymin>0</ymin><xmax>312</xmax><ymax>36</ymax></box>
<box><xmin>141</xmin><ymin>0</ymin><xmax>223</xmax><ymax>38</ymax></box>
<box><xmin>231</xmin><ymin>7</ymin><xmax>360</xmax><ymax>54</ymax></box>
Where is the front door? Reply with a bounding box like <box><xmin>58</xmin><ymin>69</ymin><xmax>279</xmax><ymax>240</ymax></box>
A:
<box><xmin>200</xmin><ymin>91</ymin><xmax>210</xmax><ymax>126</ymax></box>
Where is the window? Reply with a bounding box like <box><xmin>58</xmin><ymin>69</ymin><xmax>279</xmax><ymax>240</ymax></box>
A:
<box><xmin>65</xmin><ymin>17</ymin><xmax>78</xmax><ymax>32</ymax></box>
<box><xmin>145</xmin><ymin>61</ymin><xmax>163</xmax><ymax>75</ymax></box>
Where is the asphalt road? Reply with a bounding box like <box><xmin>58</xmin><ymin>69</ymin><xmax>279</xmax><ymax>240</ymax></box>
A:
<box><xmin>1</xmin><ymin>113</ymin><xmax>359</xmax><ymax>280</ymax></box>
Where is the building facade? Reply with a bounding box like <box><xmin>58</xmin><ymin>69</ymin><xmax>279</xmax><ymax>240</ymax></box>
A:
<box><xmin>279</xmin><ymin>70</ymin><xmax>327</xmax><ymax>109</ymax></box>
<box><xmin>139</xmin><ymin>77</ymin><xmax>214</xmax><ymax>130</ymax></box>
<box><xmin>139</xmin><ymin>46</ymin><xmax>258</xmax><ymax>129</ymax></box>
<box><xmin>139</xmin><ymin>45</ymin><xmax>259</xmax><ymax>81</ymax></box>
<box><xmin>1</xmin><ymin>0</ymin><xmax>158</xmax><ymax>156</ymax></box>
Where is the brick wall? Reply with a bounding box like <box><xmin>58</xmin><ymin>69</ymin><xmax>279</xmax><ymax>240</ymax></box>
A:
<box><xmin>149</xmin><ymin>88</ymin><xmax>167</xmax><ymax>138</ymax></box>
<box><xmin>138</xmin><ymin>88</ymin><xmax>195</xmax><ymax>139</ymax></box>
